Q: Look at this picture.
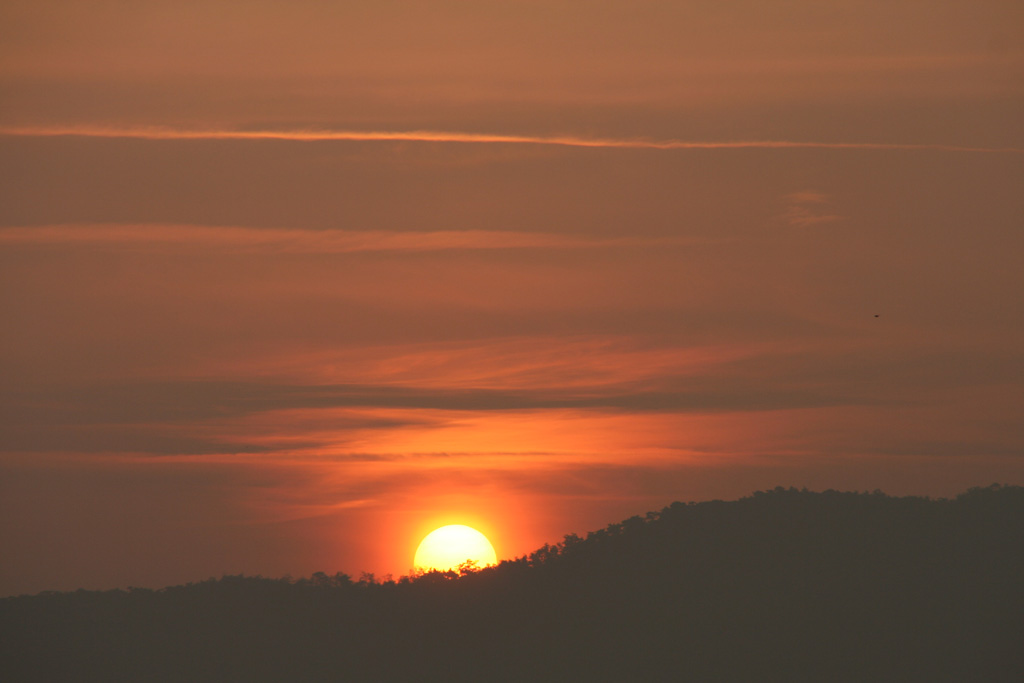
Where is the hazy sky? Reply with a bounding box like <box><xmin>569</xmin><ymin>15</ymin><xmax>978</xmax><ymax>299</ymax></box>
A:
<box><xmin>1</xmin><ymin>0</ymin><xmax>1022</xmax><ymax>596</ymax></box>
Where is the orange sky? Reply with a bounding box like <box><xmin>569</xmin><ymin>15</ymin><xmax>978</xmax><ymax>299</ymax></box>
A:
<box><xmin>1</xmin><ymin>0</ymin><xmax>1022</xmax><ymax>596</ymax></box>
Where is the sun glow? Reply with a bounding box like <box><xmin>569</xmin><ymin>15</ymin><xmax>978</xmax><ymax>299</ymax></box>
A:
<box><xmin>414</xmin><ymin>525</ymin><xmax>498</xmax><ymax>572</ymax></box>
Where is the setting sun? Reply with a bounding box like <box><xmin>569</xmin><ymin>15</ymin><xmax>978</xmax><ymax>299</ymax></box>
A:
<box><xmin>414</xmin><ymin>525</ymin><xmax>498</xmax><ymax>572</ymax></box>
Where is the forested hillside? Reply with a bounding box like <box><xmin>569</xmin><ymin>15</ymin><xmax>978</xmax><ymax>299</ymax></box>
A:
<box><xmin>3</xmin><ymin>485</ymin><xmax>1022</xmax><ymax>682</ymax></box>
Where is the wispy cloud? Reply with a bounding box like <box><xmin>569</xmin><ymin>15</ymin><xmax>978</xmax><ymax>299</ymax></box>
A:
<box><xmin>782</xmin><ymin>190</ymin><xmax>844</xmax><ymax>227</ymax></box>
<box><xmin>0</xmin><ymin>368</ymin><xmax>877</xmax><ymax>457</ymax></box>
<box><xmin>0</xmin><ymin>224</ymin><xmax>696</xmax><ymax>253</ymax></box>
<box><xmin>2</xmin><ymin>126</ymin><xmax>1021</xmax><ymax>154</ymax></box>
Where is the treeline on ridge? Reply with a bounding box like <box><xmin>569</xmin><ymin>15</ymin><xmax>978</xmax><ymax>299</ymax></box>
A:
<box><xmin>2</xmin><ymin>485</ymin><xmax>1022</xmax><ymax>682</ymax></box>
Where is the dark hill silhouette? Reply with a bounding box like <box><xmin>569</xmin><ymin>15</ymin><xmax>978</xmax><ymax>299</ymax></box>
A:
<box><xmin>2</xmin><ymin>485</ymin><xmax>1022</xmax><ymax>682</ymax></box>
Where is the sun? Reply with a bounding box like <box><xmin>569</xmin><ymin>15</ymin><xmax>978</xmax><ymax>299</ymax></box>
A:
<box><xmin>414</xmin><ymin>524</ymin><xmax>498</xmax><ymax>572</ymax></box>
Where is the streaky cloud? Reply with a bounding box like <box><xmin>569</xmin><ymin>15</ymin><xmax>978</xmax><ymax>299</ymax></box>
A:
<box><xmin>2</xmin><ymin>125</ymin><xmax>1021</xmax><ymax>154</ymax></box>
<box><xmin>0</xmin><ymin>224</ymin><xmax>699</xmax><ymax>252</ymax></box>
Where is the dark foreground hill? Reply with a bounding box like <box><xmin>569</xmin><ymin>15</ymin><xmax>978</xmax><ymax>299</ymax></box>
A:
<box><xmin>3</xmin><ymin>485</ymin><xmax>1023</xmax><ymax>682</ymax></box>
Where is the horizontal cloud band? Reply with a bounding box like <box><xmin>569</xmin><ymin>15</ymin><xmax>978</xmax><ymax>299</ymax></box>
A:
<box><xmin>0</xmin><ymin>225</ymin><xmax>702</xmax><ymax>252</ymax></box>
<box><xmin>2</xmin><ymin>126</ymin><xmax>1021</xmax><ymax>154</ymax></box>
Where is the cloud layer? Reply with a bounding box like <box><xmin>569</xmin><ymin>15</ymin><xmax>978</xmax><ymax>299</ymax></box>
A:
<box><xmin>4</xmin><ymin>126</ymin><xmax>1022</xmax><ymax>154</ymax></box>
<box><xmin>1</xmin><ymin>0</ymin><xmax>1022</xmax><ymax>597</ymax></box>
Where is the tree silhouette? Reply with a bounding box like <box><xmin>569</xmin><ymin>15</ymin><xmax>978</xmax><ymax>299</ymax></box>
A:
<box><xmin>2</xmin><ymin>485</ymin><xmax>1021</xmax><ymax>682</ymax></box>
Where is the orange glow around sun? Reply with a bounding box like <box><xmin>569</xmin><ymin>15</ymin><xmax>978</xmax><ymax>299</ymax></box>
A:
<box><xmin>413</xmin><ymin>525</ymin><xmax>498</xmax><ymax>572</ymax></box>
